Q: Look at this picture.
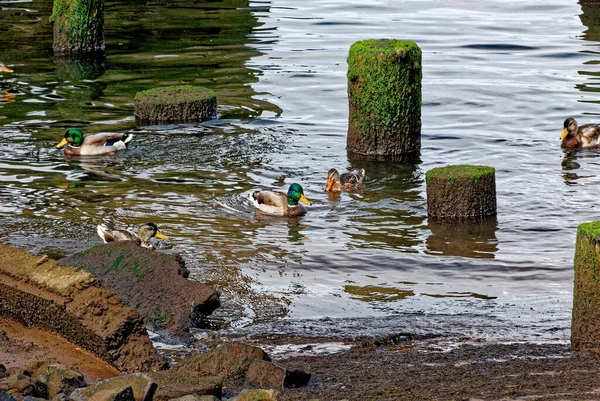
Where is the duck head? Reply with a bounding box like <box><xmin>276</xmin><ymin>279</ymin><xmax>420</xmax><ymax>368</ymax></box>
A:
<box><xmin>56</xmin><ymin>129</ymin><xmax>85</xmax><ymax>149</ymax></box>
<box><xmin>0</xmin><ymin>63</ymin><xmax>13</xmax><ymax>73</ymax></box>
<box><xmin>325</xmin><ymin>168</ymin><xmax>340</xmax><ymax>191</ymax></box>
<box><xmin>561</xmin><ymin>117</ymin><xmax>578</xmax><ymax>140</ymax></box>
<box><xmin>287</xmin><ymin>183</ymin><xmax>311</xmax><ymax>206</ymax></box>
<box><xmin>138</xmin><ymin>222</ymin><xmax>169</xmax><ymax>242</ymax></box>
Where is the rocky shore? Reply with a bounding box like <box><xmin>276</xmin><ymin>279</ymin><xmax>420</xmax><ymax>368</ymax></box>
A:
<box><xmin>1</xmin><ymin>242</ymin><xmax>598</xmax><ymax>401</ymax></box>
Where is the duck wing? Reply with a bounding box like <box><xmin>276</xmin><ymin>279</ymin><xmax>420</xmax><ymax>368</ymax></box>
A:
<box><xmin>83</xmin><ymin>132</ymin><xmax>133</xmax><ymax>147</ymax></box>
<box><xmin>252</xmin><ymin>190</ymin><xmax>287</xmax><ymax>215</ymax></box>
<box><xmin>96</xmin><ymin>223</ymin><xmax>138</xmax><ymax>243</ymax></box>
<box><xmin>340</xmin><ymin>169</ymin><xmax>365</xmax><ymax>185</ymax></box>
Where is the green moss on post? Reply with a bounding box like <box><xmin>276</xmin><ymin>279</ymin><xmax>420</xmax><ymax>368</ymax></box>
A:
<box><xmin>426</xmin><ymin>165</ymin><xmax>496</xmax><ymax>219</ymax></box>
<box><xmin>50</xmin><ymin>0</ymin><xmax>104</xmax><ymax>54</ymax></box>
<box><xmin>572</xmin><ymin>221</ymin><xmax>600</xmax><ymax>351</ymax></box>
<box><xmin>134</xmin><ymin>85</ymin><xmax>218</xmax><ymax>125</ymax></box>
<box><xmin>347</xmin><ymin>39</ymin><xmax>422</xmax><ymax>161</ymax></box>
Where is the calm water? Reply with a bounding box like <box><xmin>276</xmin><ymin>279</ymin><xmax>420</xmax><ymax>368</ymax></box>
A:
<box><xmin>1</xmin><ymin>0</ymin><xmax>598</xmax><ymax>342</ymax></box>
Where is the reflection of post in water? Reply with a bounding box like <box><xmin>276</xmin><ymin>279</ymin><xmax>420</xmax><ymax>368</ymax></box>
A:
<box><xmin>425</xmin><ymin>217</ymin><xmax>498</xmax><ymax>259</ymax></box>
<box><xmin>346</xmin><ymin>153</ymin><xmax>426</xmax><ymax>250</ymax></box>
<box><xmin>54</xmin><ymin>53</ymin><xmax>106</xmax><ymax>83</ymax></box>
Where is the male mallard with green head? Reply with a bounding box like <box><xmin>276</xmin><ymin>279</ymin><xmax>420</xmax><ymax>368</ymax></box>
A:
<box><xmin>56</xmin><ymin>128</ymin><xmax>133</xmax><ymax>156</ymax></box>
<box><xmin>252</xmin><ymin>183</ymin><xmax>311</xmax><ymax>216</ymax></box>
<box><xmin>0</xmin><ymin>63</ymin><xmax>13</xmax><ymax>73</ymax></box>
<box><xmin>561</xmin><ymin>117</ymin><xmax>600</xmax><ymax>148</ymax></box>
<box><xmin>97</xmin><ymin>222</ymin><xmax>169</xmax><ymax>250</ymax></box>
<box><xmin>324</xmin><ymin>168</ymin><xmax>365</xmax><ymax>192</ymax></box>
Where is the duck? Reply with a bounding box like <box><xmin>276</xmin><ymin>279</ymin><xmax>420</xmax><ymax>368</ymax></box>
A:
<box><xmin>252</xmin><ymin>183</ymin><xmax>311</xmax><ymax>217</ymax></box>
<box><xmin>56</xmin><ymin>128</ymin><xmax>133</xmax><ymax>156</ymax></box>
<box><xmin>0</xmin><ymin>63</ymin><xmax>13</xmax><ymax>73</ymax></box>
<box><xmin>97</xmin><ymin>222</ymin><xmax>169</xmax><ymax>250</ymax></box>
<box><xmin>561</xmin><ymin>117</ymin><xmax>600</xmax><ymax>148</ymax></box>
<box><xmin>324</xmin><ymin>168</ymin><xmax>365</xmax><ymax>192</ymax></box>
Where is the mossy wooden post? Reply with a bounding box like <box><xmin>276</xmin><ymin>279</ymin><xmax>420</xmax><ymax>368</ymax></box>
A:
<box><xmin>347</xmin><ymin>39</ymin><xmax>421</xmax><ymax>161</ymax></box>
<box><xmin>51</xmin><ymin>0</ymin><xmax>105</xmax><ymax>54</ymax></box>
<box><xmin>426</xmin><ymin>165</ymin><xmax>496</xmax><ymax>219</ymax></box>
<box><xmin>134</xmin><ymin>85</ymin><xmax>217</xmax><ymax>125</ymax></box>
<box><xmin>572</xmin><ymin>221</ymin><xmax>600</xmax><ymax>351</ymax></box>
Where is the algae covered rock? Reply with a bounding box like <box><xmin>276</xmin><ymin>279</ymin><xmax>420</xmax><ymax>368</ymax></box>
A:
<box><xmin>426</xmin><ymin>165</ymin><xmax>496</xmax><ymax>219</ymax></box>
<box><xmin>347</xmin><ymin>39</ymin><xmax>421</xmax><ymax>161</ymax></box>
<box><xmin>572</xmin><ymin>221</ymin><xmax>600</xmax><ymax>351</ymax></box>
<box><xmin>229</xmin><ymin>389</ymin><xmax>278</xmax><ymax>401</ymax></box>
<box><xmin>134</xmin><ymin>85</ymin><xmax>217</xmax><ymax>125</ymax></box>
<box><xmin>69</xmin><ymin>373</ymin><xmax>155</xmax><ymax>401</ymax></box>
<box><xmin>50</xmin><ymin>0</ymin><xmax>105</xmax><ymax>54</ymax></box>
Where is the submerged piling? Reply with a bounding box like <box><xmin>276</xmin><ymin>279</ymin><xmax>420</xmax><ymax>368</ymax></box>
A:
<box><xmin>426</xmin><ymin>165</ymin><xmax>496</xmax><ymax>219</ymax></box>
<box><xmin>50</xmin><ymin>0</ymin><xmax>105</xmax><ymax>54</ymax></box>
<box><xmin>572</xmin><ymin>221</ymin><xmax>600</xmax><ymax>351</ymax></box>
<box><xmin>134</xmin><ymin>85</ymin><xmax>217</xmax><ymax>125</ymax></box>
<box><xmin>347</xmin><ymin>39</ymin><xmax>422</xmax><ymax>161</ymax></box>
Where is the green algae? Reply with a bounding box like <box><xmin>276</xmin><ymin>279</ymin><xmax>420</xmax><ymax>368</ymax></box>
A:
<box><xmin>426</xmin><ymin>165</ymin><xmax>495</xmax><ymax>185</ymax></box>
<box><xmin>50</xmin><ymin>0</ymin><xmax>104</xmax><ymax>53</ymax></box>
<box><xmin>347</xmin><ymin>39</ymin><xmax>422</xmax><ymax>158</ymax></box>
<box><xmin>135</xmin><ymin>85</ymin><xmax>216</xmax><ymax>105</ymax></box>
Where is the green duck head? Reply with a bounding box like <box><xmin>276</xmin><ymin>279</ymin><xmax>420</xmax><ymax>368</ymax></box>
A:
<box><xmin>56</xmin><ymin>128</ymin><xmax>85</xmax><ymax>148</ymax></box>
<box><xmin>287</xmin><ymin>183</ymin><xmax>311</xmax><ymax>206</ymax></box>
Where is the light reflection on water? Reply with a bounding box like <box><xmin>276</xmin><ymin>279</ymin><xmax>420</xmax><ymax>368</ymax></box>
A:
<box><xmin>0</xmin><ymin>0</ymin><xmax>599</xmax><ymax>341</ymax></box>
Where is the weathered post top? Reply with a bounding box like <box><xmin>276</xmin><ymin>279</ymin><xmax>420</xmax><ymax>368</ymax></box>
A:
<box><xmin>347</xmin><ymin>39</ymin><xmax>422</xmax><ymax>161</ymax></box>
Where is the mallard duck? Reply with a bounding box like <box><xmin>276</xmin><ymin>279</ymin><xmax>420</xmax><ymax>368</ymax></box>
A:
<box><xmin>252</xmin><ymin>183</ymin><xmax>311</xmax><ymax>216</ymax></box>
<box><xmin>561</xmin><ymin>117</ymin><xmax>600</xmax><ymax>148</ymax></box>
<box><xmin>325</xmin><ymin>168</ymin><xmax>365</xmax><ymax>192</ymax></box>
<box><xmin>0</xmin><ymin>63</ymin><xmax>13</xmax><ymax>73</ymax></box>
<box><xmin>56</xmin><ymin>128</ymin><xmax>133</xmax><ymax>156</ymax></box>
<box><xmin>97</xmin><ymin>222</ymin><xmax>169</xmax><ymax>250</ymax></box>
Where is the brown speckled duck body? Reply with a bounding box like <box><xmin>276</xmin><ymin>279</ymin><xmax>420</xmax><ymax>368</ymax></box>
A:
<box><xmin>324</xmin><ymin>168</ymin><xmax>365</xmax><ymax>192</ymax></box>
<box><xmin>561</xmin><ymin>117</ymin><xmax>600</xmax><ymax>148</ymax></box>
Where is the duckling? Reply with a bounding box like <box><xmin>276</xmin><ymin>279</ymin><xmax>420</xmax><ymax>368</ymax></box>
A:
<box><xmin>97</xmin><ymin>222</ymin><xmax>169</xmax><ymax>250</ymax></box>
<box><xmin>324</xmin><ymin>168</ymin><xmax>365</xmax><ymax>192</ymax></box>
<box><xmin>56</xmin><ymin>128</ymin><xmax>133</xmax><ymax>156</ymax></box>
<box><xmin>252</xmin><ymin>183</ymin><xmax>311</xmax><ymax>217</ymax></box>
<box><xmin>0</xmin><ymin>63</ymin><xmax>13</xmax><ymax>73</ymax></box>
<box><xmin>561</xmin><ymin>117</ymin><xmax>600</xmax><ymax>148</ymax></box>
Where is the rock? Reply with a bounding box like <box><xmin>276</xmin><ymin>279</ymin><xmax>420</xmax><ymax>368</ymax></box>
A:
<box><xmin>245</xmin><ymin>361</ymin><xmax>285</xmax><ymax>391</ymax></box>
<box><xmin>60</xmin><ymin>241</ymin><xmax>219</xmax><ymax>339</ymax></box>
<box><xmin>229</xmin><ymin>389</ymin><xmax>279</xmax><ymax>401</ymax></box>
<box><xmin>69</xmin><ymin>373</ymin><xmax>155</xmax><ymax>401</ymax></box>
<box><xmin>426</xmin><ymin>165</ymin><xmax>497</xmax><ymax>219</ymax></box>
<box><xmin>148</xmin><ymin>371</ymin><xmax>221</xmax><ymax>401</ymax></box>
<box><xmin>47</xmin><ymin>365</ymin><xmax>86</xmax><ymax>399</ymax></box>
<box><xmin>0</xmin><ymin>364</ymin><xmax>6</xmax><ymax>379</ymax></box>
<box><xmin>50</xmin><ymin>0</ymin><xmax>105</xmax><ymax>54</ymax></box>
<box><xmin>283</xmin><ymin>369</ymin><xmax>311</xmax><ymax>388</ymax></box>
<box><xmin>0</xmin><ymin>390</ymin><xmax>17</xmax><ymax>401</ymax></box>
<box><xmin>176</xmin><ymin>342</ymin><xmax>271</xmax><ymax>385</ymax></box>
<box><xmin>0</xmin><ymin>243</ymin><xmax>167</xmax><ymax>372</ymax></box>
<box><xmin>0</xmin><ymin>368</ymin><xmax>34</xmax><ymax>397</ymax></box>
<box><xmin>167</xmin><ymin>395</ymin><xmax>219</xmax><ymax>401</ymax></box>
<box><xmin>134</xmin><ymin>85</ymin><xmax>217</xmax><ymax>125</ymax></box>
<box><xmin>347</xmin><ymin>39</ymin><xmax>421</xmax><ymax>161</ymax></box>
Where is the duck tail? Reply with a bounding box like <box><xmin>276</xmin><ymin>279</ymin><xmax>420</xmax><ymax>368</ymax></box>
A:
<box><xmin>96</xmin><ymin>222</ymin><xmax>115</xmax><ymax>243</ymax></box>
<box><xmin>123</xmin><ymin>133</ymin><xmax>134</xmax><ymax>146</ymax></box>
<box><xmin>251</xmin><ymin>190</ymin><xmax>260</xmax><ymax>201</ymax></box>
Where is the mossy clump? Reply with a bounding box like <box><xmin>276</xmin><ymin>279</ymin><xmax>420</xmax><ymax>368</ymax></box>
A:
<box><xmin>50</xmin><ymin>0</ymin><xmax>104</xmax><ymax>54</ymax></box>
<box><xmin>572</xmin><ymin>221</ymin><xmax>600</xmax><ymax>351</ymax></box>
<box><xmin>425</xmin><ymin>165</ymin><xmax>495</xmax><ymax>185</ymax></box>
<box><xmin>347</xmin><ymin>39</ymin><xmax>422</xmax><ymax>161</ymax></box>
<box><xmin>134</xmin><ymin>85</ymin><xmax>217</xmax><ymax>125</ymax></box>
<box><xmin>426</xmin><ymin>164</ymin><xmax>496</xmax><ymax>219</ymax></box>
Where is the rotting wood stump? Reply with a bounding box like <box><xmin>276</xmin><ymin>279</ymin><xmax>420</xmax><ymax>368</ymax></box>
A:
<box><xmin>426</xmin><ymin>165</ymin><xmax>496</xmax><ymax>219</ymax></box>
<box><xmin>51</xmin><ymin>0</ymin><xmax>105</xmax><ymax>54</ymax></box>
<box><xmin>347</xmin><ymin>39</ymin><xmax>421</xmax><ymax>161</ymax></box>
<box><xmin>134</xmin><ymin>85</ymin><xmax>217</xmax><ymax>125</ymax></box>
<box><xmin>572</xmin><ymin>221</ymin><xmax>600</xmax><ymax>352</ymax></box>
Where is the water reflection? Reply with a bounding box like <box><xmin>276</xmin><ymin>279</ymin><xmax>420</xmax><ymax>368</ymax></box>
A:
<box><xmin>560</xmin><ymin>147</ymin><xmax>598</xmax><ymax>185</ymax></box>
<box><xmin>425</xmin><ymin>218</ymin><xmax>498</xmax><ymax>259</ymax></box>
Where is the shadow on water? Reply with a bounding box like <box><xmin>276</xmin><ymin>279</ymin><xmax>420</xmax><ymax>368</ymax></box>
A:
<box><xmin>425</xmin><ymin>217</ymin><xmax>499</xmax><ymax>259</ymax></box>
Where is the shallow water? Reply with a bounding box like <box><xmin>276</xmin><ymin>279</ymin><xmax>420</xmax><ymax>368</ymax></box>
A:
<box><xmin>1</xmin><ymin>0</ymin><xmax>599</xmax><ymax>342</ymax></box>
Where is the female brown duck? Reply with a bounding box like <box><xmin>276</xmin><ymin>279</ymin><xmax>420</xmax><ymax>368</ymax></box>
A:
<box><xmin>561</xmin><ymin>117</ymin><xmax>600</xmax><ymax>148</ymax></box>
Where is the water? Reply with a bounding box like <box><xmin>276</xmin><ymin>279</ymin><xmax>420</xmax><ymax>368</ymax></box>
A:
<box><xmin>1</xmin><ymin>0</ymin><xmax>598</xmax><ymax>342</ymax></box>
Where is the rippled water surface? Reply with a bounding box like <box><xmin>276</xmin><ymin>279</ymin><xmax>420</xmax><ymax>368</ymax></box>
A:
<box><xmin>1</xmin><ymin>0</ymin><xmax>599</xmax><ymax>341</ymax></box>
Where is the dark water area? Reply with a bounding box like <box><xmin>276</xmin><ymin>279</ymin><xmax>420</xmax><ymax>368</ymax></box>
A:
<box><xmin>1</xmin><ymin>0</ymin><xmax>599</xmax><ymax>343</ymax></box>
